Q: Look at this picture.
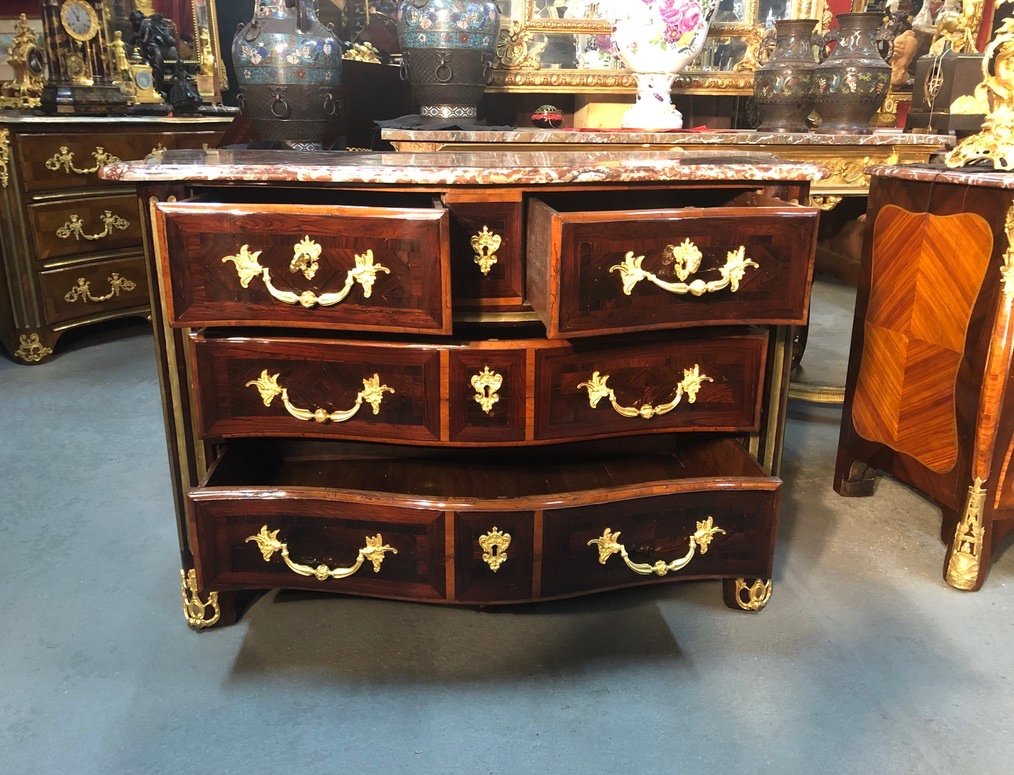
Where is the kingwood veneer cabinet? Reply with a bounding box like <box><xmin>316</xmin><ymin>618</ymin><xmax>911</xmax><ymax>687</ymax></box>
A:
<box><xmin>105</xmin><ymin>148</ymin><xmax>822</xmax><ymax>629</ymax></box>
<box><xmin>0</xmin><ymin>114</ymin><xmax>231</xmax><ymax>363</ymax></box>
<box><xmin>835</xmin><ymin>166</ymin><xmax>1014</xmax><ymax>592</ymax></box>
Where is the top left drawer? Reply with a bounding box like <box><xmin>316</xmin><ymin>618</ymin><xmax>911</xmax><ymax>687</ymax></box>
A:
<box><xmin>153</xmin><ymin>200</ymin><xmax>452</xmax><ymax>334</ymax></box>
<box><xmin>16</xmin><ymin>130</ymin><xmax>223</xmax><ymax>193</ymax></box>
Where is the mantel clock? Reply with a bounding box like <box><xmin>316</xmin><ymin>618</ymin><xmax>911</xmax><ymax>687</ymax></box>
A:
<box><xmin>40</xmin><ymin>0</ymin><xmax>131</xmax><ymax>113</ymax></box>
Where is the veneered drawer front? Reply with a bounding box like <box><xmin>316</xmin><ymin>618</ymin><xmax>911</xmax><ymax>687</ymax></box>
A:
<box><xmin>191</xmin><ymin>335</ymin><xmax>442</xmax><ymax>444</ymax></box>
<box><xmin>445</xmin><ymin>198</ymin><xmax>525</xmax><ymax>311</ymax></box>
<box><xmin>534</xmin><ymin>331</ymin><xmax>767</xmax><ymax>441</ymax></box>
<box><xmin>38</xmin><ymin>254</ymin><xmax>150</xmax><ymax>325</ymax></box>
<box><xmin>190</xmin><ymin>493</ymin><xmax>447</xmax><ymax>601</ymax></box>
<box><xmin>448</xmin><ymin>347</ymin><xmax>527</xmax><ymax>443</ymax></box>
<box><xmin>527</xmin><ymin>199</ymin><xmax>818</xmax><ymax>338</ymax></box>
<box><xmin>17</xmin><ymin>129</ymin><xmax>224</xmax><ymax>192</ymax></box>
<box><xmin>29</xmin><ymin>193</ymin><xmax>141</xmax><ymax>261</ymax></box>
<box><xmin>454</xmin><ymin>511</ymin><xmax>535</xmax><ymax>603</ymax></box>
<box><xmin>155</xmin><ymin>201</ymin><xmax>451</xmax><ymax>333</ymax></box>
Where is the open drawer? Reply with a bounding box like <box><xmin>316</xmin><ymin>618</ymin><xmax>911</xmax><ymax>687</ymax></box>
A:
<box><xmin>188</xmin><ymin>436</ymin><xmax>780</xmax><ymax>605</ymax></box>
<box><xmin>151</xmin><ymin>198</ymin><xmax>451</xmax><ymax>333</ymax></box>
<box><xmin>527</xmin><ymin>195</ymin><xmax>818</xmax><ymax>338</ymax></box>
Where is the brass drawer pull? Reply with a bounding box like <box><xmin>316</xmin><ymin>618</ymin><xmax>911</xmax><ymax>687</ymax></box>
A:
<box><xmin>479</xmin><ymin>527</ymin><xmax>511</xmax><ymax>572</ymax></box>
<box><xmin>44</xmin><ymin>145</ymin><xmax>122</xmax><ymax>175</ymax></box>
<box><xmin>588</xmin><ymin>518</ymin><xmax>726</xmax><ymax>577</ymax></box>
<box><xmin>64</xmin><ymin>272</ymin><xmax>137</xmax><ymax>304</ymax></box>
<box><xmin>577</xmin><ymin>364</ymin><xmax>713</xmax><ymax>419</ymax></box>
<box><xmin>470</xmin><ymin>365</ymin><xmax>503</xmax><ymax>415</ymax></box>
<box><xmin>246</xmin><ymin>525</ymin><xmax>397</xmax><ymax>581</ymax></box>
<box><xmin>246</xmin><ymin>369</ymin><xmax>394</xmax><ymax>424</ymax></box>
<box><xmin>610</xmin><ymin>240</ymin><xmax>758</xmax><ymax>297</ymax></box>
<box><xmin>222</xmin><ymin>241</ymin><xmax>390</xmax><ymax>309</ymax></box>
<box><xmin>470</xmin><ymin>225</ymin><xmax>501</xmax><ymax>276</ymax></box>
<box><xmin>56</xmin><ymin>210</ymin><xmax>131</xmax><ymax>241</ymax></box>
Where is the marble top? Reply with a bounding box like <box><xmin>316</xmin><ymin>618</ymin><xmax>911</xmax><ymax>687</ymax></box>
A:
<box><xmin>867</xmin><ymin>163</ymin><xmax>1014</xmax><ymax>189</ymax></box>
<box><xmin>101</xmin><ymin>148</ymin><xmax>828</xmax><ymax>185</ymax></box>
<box><xmin>380</xmin><ymin>128</ymin><xmax>954</xmax><ymax>148</ymax></box>
<box><xmin>0</xmin><ymin>110</ymin><xmax>236</xmax><ymax>125</ymax></box>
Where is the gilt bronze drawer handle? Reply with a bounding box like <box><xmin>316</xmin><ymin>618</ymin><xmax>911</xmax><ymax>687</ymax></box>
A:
<box><xmin>577</xmin><ymin>365</ymin><xmax>713</xmax><ymax>419</ymax></box>
<box><xmin>64</xmin><ymin>272</ymin><xmax>137</xmax><ymax>304</ymax></box>
<box><xmin>223</xmin><ymin>243</ymin><xmax>390</xmax><ymax>309</ymax></box>
<box><xmin>470</xmin><ymin>225</ymin><xmax>502</xmax><ymax>276</ymax></box>
<box><xmin>609</xmin><ymin>241</ymin><xmax>758</xmax><ymax>297</ymax></box>
<box><xmin>44</xmin><ymin>145</ymin><xmax>121</xmax><ymax>175</ymax></box>
<box><xmin>470</xmin><ymin>365</ymin><xmax>503</xmax><ymax>415</ymax></box>
<box><xmin>588</xmin><ymin>518</ymin><xmax>726</xmax><ymax>577</ymax></box>
<box><xmin>246</xmin><ymin>525</ymin><xmax>398</xmax><ymax>581</ymax></box>
<box><xmin>245</xmin><ymin>369</ymin><xmax>394</xmax><ymax>424</ymax></box>
<box><xmin>479</xmin><ymin>527</ymin><xmax>511</xmax><ymax>572</ymax></box>
<box><xmin>56</xmin><ymin>210</ymin><xmax>131</xmax><ymax>241</ymax></box>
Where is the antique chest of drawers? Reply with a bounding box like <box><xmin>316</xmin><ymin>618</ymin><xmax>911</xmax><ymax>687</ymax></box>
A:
<box><xmin>106</xmin><ymin>148</ymin><xmax>822</xmax><ymax>629</ymax></box>
<box><xmin>0</xmin><ymin>114</ymin><xmax>232</xmax><ymax>363</ymax></box>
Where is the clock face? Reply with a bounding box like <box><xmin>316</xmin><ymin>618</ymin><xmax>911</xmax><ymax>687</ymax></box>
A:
<box><xmin>60</xmin><ymin>1</ymin><xmax>100</xmax><ymax>43</ymax></box>
<box><xmin>27</xmin><ymin>46</ymin><xmax>46</xmax><ymax>77</ymax></box>
<box><xmin>134</xmin><ymin>69</ymin><xmax>153</xmax><ymax>90</ymax></box>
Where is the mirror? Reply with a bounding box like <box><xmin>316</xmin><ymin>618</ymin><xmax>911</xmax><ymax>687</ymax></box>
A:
<box><xmin>493</xmin><ymin>0</ymin><xmax>826</xmax><ymax>94</ymax></box>
<box><xmin>103</xmin><ymin>0</ymin><xmax>227</xmax><ymax>103</ymax></box>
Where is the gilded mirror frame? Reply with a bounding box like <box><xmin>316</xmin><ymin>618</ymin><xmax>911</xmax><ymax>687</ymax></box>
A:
<box><xmin>492</xmin><ymin>0</ymin><xmax>827</xmax><ymax>95</ymax></box>
<box><xmin>102</xmin><ymin>0</ymin><xmax>228</xmax><ymax>103</ymax></box>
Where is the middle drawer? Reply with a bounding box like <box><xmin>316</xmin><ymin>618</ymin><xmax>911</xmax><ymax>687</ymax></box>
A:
<box><xmin>190</xmin><ymin>329</ymin><xmax>768</xmax><ymax>446</ymax></box>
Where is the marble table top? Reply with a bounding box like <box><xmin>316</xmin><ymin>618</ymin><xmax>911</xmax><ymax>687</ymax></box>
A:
<box><xmin>379</xmin><ymin>128</ymin><xmax>954</xmax><ymax>148</ymax></box>
<box><xmin>867</xmin><ymin>163</ymin><xmax>1014</xmax><ymax>189</ymax></box>
<box><xmin>101</xmin><ymin>148</ymin><xmax>828</xmax><ymax>185</ymax></box>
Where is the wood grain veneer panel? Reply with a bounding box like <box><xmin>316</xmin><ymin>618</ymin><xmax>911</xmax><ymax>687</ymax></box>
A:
<box><xmin>853</xmin><ymin>205</ymin><xmax>993</xmax><ymax>473</ymax></box>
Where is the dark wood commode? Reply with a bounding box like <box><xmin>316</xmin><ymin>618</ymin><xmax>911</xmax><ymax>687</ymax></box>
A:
<box><xmin>836</xmin><ymin>165</ymin><xmax>1014</xmax><ymax>591</ymax></box>
<box><xmin>104</xmin><ymin>148</ymin><xmax>823</xmax><ymax>629</ymax></box>
<box><xmin>0</xmin><ymin>114</ymin><xmax>232</xmax><ymax>363</ymax></box>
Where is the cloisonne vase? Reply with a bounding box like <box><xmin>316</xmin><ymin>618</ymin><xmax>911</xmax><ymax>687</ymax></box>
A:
<box><xmin>811</xmin><ymin>12</ymin><xmax>891</xmax><ymax>134</ymax></box>
<box><xmin>232</xmin><ymin>0</ymin><xmax>343</xmax><ymax>149</ymax></box>
<box><xmin>396</xmin><ymin>0</ymin><xmax>501</xmax><ymax>121</ymax></box>
<box><xmin>753</xmin><ymin>18</ymin><xmax>819</xmax><ymax>133</ymax></box>
<box><xmin>605</xmin><ymin>0</ymin><xmax>719</xmax><ymax>130</ymax></box>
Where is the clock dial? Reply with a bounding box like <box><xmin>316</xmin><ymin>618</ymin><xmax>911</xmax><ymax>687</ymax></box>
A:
<box><xmin>60</xmin><ymin>1</ymin><xmax>100</xmax><ymax>43</ymax></box>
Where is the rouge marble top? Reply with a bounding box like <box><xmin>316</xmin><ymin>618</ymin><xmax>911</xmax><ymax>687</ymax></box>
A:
<box><xmin>380</xmin><ymin>128</ymin><xmax>954</xmax><ymax>147</ymax></box>
<box><xmin>867</xmin><ymin>164</ymin><xmax>1014</xmax><ymax>189</ymax></box>
<box><xmin>0</xmin><ymin>110</ymin><xmax>236</xmax><ymax>125</ymax></box>
<box><xmin>101</xmin><ymin>148</ymin><xmax>828</xmax><ymax>185</ymax></box>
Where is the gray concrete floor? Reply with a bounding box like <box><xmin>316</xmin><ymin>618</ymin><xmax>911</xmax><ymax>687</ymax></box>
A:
<box><xmin>0</xmin><ymin>278</ymin><xmax>1010</xmax><ymax>775</ymax></box>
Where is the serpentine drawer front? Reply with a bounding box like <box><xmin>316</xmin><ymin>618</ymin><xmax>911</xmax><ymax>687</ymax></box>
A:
<box><xmin>29</xmin><ymin>192</ymin><xmax>141</xmax><ymax>261</ymax></box>
<box><xmin>189</xmin><ymin>437</ymin><xmax>778</xmax><ymax>604</ymax></box>
<box><xmin>189</xmin><ymin>329</ymin><xmax>767</xmax><ymax>445</ymax></box>
<box><xmin>39</xmin><ymin>255</ymin><xmax>149</xmax><ymax>326</ymax></box>
<box><xmin>527</xmin><ymin>198</ymin><xmax>819</xmax><ymax>338</ymax></box>
<box><xmin>153</xmin><ymin>200</ymin><xmax>452</xmax><ymax>333</ymax></box>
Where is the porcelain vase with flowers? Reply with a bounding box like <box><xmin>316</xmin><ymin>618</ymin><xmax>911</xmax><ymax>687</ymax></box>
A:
<box><xmin>605</xmin><ymin>0</ymin><xmax>719</xmax><ymax>129</ymax></box>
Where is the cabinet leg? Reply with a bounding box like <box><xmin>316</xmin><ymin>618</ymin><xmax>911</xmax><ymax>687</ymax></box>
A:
<box><xmin>723</xmin><ymin>578</ymin><xmax>773</xmax><ymax>612</ymax></box>
<box><xmin>834</xmin><ymin>459</ymin><xmax>878</xmax><ymax>497</ymax></box>
<box><xmin>12</xmin><ymin>329</ymin><xmax>59</xmax><ymax>364</ymax></box>
<box><xmin>943</xmin><ymin>478</ymin><xmax>992</xmax><ymax>592</ymax></box>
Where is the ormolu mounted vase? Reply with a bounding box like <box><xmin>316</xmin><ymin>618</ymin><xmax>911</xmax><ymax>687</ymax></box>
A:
<box><xmin>811</xmin><ymin>12</ymin><xmax>891</xmax><ymax>134</ymax></box>
<box><xmin>232</xmin><ymin>0</ymin><xmax>343</xmax><ymax>149</ymax></box>
<box><xmin>753</xmin><ymin>18</ymin><xmax>819</xmax><ymax>133</ymax></box>
<box><xmin>396</xmin><ymin>0</ymin><xmax>501</xmax><ymax>121</ymax></box>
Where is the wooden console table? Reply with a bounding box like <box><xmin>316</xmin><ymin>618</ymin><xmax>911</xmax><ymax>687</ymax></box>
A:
<box><xmin>0</xmin><ymin>113</ymin><xmax>233</xmax><ymax>363</ymax></box>
<box><xmin>835</xmin><ymin>165</ymin><xmax>1014</xmax><ymax>592</ymax></box>
<box><xmin>106</xmin><ymin>148</ymin><xmax>821</xmax><ymax>629</ymax></box>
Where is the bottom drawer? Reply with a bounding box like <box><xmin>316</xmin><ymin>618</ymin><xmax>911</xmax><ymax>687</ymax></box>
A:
<box><xmin>39</xmin><ymin>254</ymin><xmax>150</xmax><ymax>325</ymax></box>
<box><xmin>190</xmin><ymin>437</ymin><xmax>779</xmax><ymax>605</ymax></box>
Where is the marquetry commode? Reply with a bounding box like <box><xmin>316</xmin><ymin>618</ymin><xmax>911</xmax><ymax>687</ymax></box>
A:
<box><xmin>0</xmin><ymin>113</ymin><xmax>232</xmax><ymax>363</ymax></box>
<box><xmin>104</xmin><ymin>148</ymin><xmax>822</xmax><ymax>629</ymax></box>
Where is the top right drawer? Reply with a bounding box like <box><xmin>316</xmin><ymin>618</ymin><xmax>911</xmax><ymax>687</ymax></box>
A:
<box><xmin>526</xmin><ymin>197</ymin><xmax>818</xmax><ymax>339</ymax></box>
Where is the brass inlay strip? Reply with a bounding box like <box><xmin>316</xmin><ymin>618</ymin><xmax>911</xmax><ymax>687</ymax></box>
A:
<box><xmin>246</xmin><ymin>370</ymin><xmax>394</xmax><ymax>424</ymax></box>
<box><xmin>0</xmin><ymin>128</ymin><xmax>10</xmax><ymax>188</ymax></box>
<box><xmin>478</xmin><ymin>527</ymin><xmax>511</xmax><ymax>572</ymax></box>
<box><xmin>470</xmin><ymin>365</ymin><xmax>504</xmax><ymax>415</ymax></box>
<box><xmin>64</xmin><ymin>272</ymin><xmax>137</xmax><ymax>304</ymax></box>
<box><xmin>588</xmin><ymin>519</ymin><xmax>725</xmax><ymax>576</ymax></box>
<box><xmin>245</xmin><ymin>526</ymin><xmax>397</xmax><ymax>581</ymax></box>
<box><xmin>181</xmin><ymin>569</ymin><xmax>220</xmax><ymax>629</ymax></box>
<box><xmin>44</xmin><ymin>145</ymin><xmax>121</xmax><ymax>175</ymax></box>
<box><xmin>731</xmin><ymin>578</ymin><xmax>773</xmax><ymax>611</ymax></box>
<box><xmin>470</xmin><ymin>225</ymin><xmax>502</xmax><ymax>276</ymax></box>
<box><xmin>223</xmin><ymin>244</ymin><xmax>390</xmax><ymax>309</ymax></box>
<box><xmin>610</xmin><ymin>241</ymin><xmax>758</xmax><ymax>297</ymax></box>
<box><xmin>578</xmin><ymin>365</ymin><xmax>712</xmax><ymax>420</ymax></box>
<box><xmin>56</xmin><ymin>210</ymin><xmax>131</xmax><ymax>241</ymax></box>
